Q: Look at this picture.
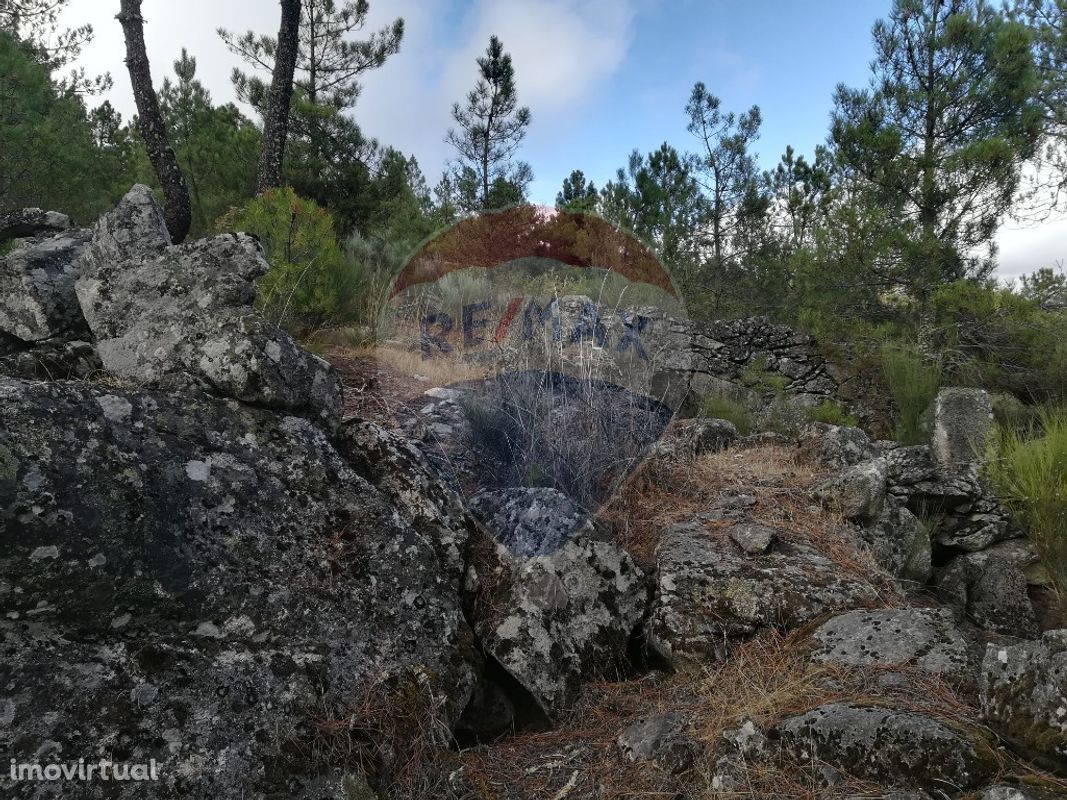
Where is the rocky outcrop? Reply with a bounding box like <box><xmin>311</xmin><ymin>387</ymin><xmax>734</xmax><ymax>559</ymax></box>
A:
<box><xmin>939</xmin><ymin>541</ymin><xmax>1042</xmax><ymax>637</ymax></box>
<box><xmin>0</xmin><ymin>376</ymin><xmax>477</xmax><ymax>797</ymax></box>
<box><xmin>814</xmin><ymin>456</ymin><xmax>887</xmax><ymax>523</ymax></box>
<box><xmin>853</xmin><ymin>501</ymin><xmax>933</xmax><ymax>586</ymax></box>
<box><xmin>0</xmin><ymin>228</ymin><xmax>91</xmax><ymax>343</ymax></box>
<box><xmin>810</xmin><ymin>607</ymin><xmax>973</xmax><ymax>684</ymax></box>
<box><xmin>616</xmin><ymin>712</ymin><xmax>701</xmax><ymax>774</ymax></box>
<box><xmin>468</xmin><ymin>527</ymin><xmax>646</xmax><ymax>723</ymax></box>
<box><xmin>648</xmin><ymin>521</ymin><xmax>877</xmax><ymax>667</ymax></box>
<box><xmin>769</xmin><ymin>703</ymin><xmax>996</xmax><ymax>793</ymax></box>
<box><xmin>0</xmin><ymin>208</ymin><xmax>71</xmax><ymax>242</ymax></box>
<box><xmin>651</xmin><ymin>417</ymin><xmax>738</xmax><ymax>460</ymax></box>
<box><xmin>932</xmin><ymin>388</ymin><xmax>994</xmax><ymax>468</ymax></box>
<box><xmin>799</xmin><ymin>422</ymin><xmax>879</xmax><ymax>468</ymax></box>
<box><xmin>979</xmin><ymin>630</ymin><xmax>1067</xmax><ymax>771</ymax></box>
<box><xmin>469</xmin><ymin>487</ymin><xmax>590</xmax><ymax>557</ymax></box>
<box><xmin>75</xmin><ymin>186</ymin><xmax>342</xmax><ymax>426</ymax></box>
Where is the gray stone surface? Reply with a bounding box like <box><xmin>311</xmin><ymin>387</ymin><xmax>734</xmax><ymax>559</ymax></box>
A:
<box><xmin>648</xmin><ymin>522</ymin><xmax>877</xmax><ymax>667</ymax></box>
<box><xmin>932</xmin><ymin>387</ymin><xmax>994</xmax><ymax>467</ymax></box>
<box><xmin>0</xmin><ymin>208</ymin><xmax>71</xmax><ymax>242</ymax></box>
<box><xmin>336</xmin><ymin>419</ymin><xmax>475</xmax><ymax>588</ymax></box>
<box><xmin>75</xmin><ymin>186</ymin><xmax>342</xmax><ymax>426</ymax></box>
<box><xmin>815</xmin><ymin>456</ymin><xmax>887</xmax><ymax>523</ymax></box>
<box><xmin>617</xmin><ymin>712</ymin><xmax>700</xmax><ymax>773</ymax></box>
<box><xmin>0</xmin><ymin>228</ymin><xmax>91</xmax><ymax>342</ymax></box>
<box><xmin>469</xmin><ymin>486</ymin><xmax>591</xmax><ymax>557</ymax></box>
<box><xmin>798</xmin><ymin>423</ymin><xmax>879</xmax><ymax>468</ymax></box>
<box><xmin>854</xmin><ymin>502</ymin><xmax>932</xmax><ymax>586</ymax></box>
<box><xmin>980</xmin><ymin>630</ymin><xmax>1067</xmax><ymax>771</ymax></box>
<box><xmin>0</xmin><ymin>376</ymin><xmax>477</xmax><ymax>798</ymax></box>
<box><xmin>810</xmin><ymin>607</ymin><xmax>972</xmax><ymax>683</ymax></box>
<box><xmin>770</xmin><ymin>703</ymin><xmax>996</xmax><ymax>793</ymax></box>
<box><xmin>939</xmin><ymin>542</ymin><xmax>1040</xmax><ymax>636</ymax></box>
<box><xmin>0</xmin><ymin>338</ymin><xmax>101</xmax><ymax>381</ymax></box>
<box><xmin>728</xmin><ymin>521</ymin><xmax>778</xmax><ymax>555</ymax></box>
<box><xmin>654</xmin><ymin>417</ymin><xmax>738</xmax><ymax>460</ymax></box>
<box><xmin>470</xmin><ymin>530</ymin><xmax>647</xmax><ymax>722</ymax></box>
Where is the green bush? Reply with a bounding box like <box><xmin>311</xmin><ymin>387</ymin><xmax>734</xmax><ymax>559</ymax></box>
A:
<box><xmin>697</xmin><ymin>394</ymin><xmax>754</xmax><ymax>435</ymax></box>
<box><xmin>985</xmin><ymin>410</ymin><xmax>1067</xmax><ymax>597</ymax></box>
<box><xmin>218</xmin><ymin>187</ymin><xmax>357</xmax><ymax>332</ymax></box>
<box><xmin>806</xmin><ymin>400</ymin><xmax>858</xmax><ymax>427</ymax></box>
<box><xmin>882</xmin><ymin>344</ymin><xmax>941</xmax><ymax>445</ymax></box>
<box><xmin>343</xmin><ymin>231</ymin><xmax>405</xmax><ymax>337</ymax></box>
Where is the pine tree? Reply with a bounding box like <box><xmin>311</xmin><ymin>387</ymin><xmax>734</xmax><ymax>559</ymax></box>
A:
<box><xmin>446</xmin><ymin>35</ymin><xmax>532</xmax><ymax>212</ymax></box>
<box><xmin>556</xmin><ymin>170</ymin><xmax>598</xmax><ymax>213</ymax></box>
<box><xmin>0</xmin><ymin>0</ymin><xmax>110</xmax><ymax>94</ymax></box>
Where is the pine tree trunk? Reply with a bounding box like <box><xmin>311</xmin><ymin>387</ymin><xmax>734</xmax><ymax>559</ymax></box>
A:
<box><xmin>117</xmin><ymin>0</ymin><xmax>191</xmax><ymax>244</ymax></box>
<box><xmin>256</xmin><ymin>0</ymin><xmax>301</xmax><ymax>194</ymax></box>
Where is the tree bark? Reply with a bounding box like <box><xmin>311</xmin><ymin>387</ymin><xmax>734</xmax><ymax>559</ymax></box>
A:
<box><xmin>256</xmin><ymin>0</ymin><xmax>301</xmax><ymax>194</ymax></box>
<box><xmin>117</xmin><ymin>0</ymin><xmax>191</xmax><ymax>243</ymax></box>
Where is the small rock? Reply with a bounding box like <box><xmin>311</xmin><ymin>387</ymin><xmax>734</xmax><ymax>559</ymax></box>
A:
<box><xmin>932</xmin><ymin>388</ymin><xmax>994</xmax><ymax>467</ymax></box>
<box><xmin>728</xmin><ymin>522</ymin><xmax>777</xmax><ymax>555</ymax></box>
<box><xmin>798</xmin><ymin>423</ymin><xmax>879</xmax><ymax>468</ymax></box>
<box><xmin>814</xmin><ymin>457</ymin><xmax>887</xmax><ymax>523</ymax></box>
<box><xmin>617</xmin><ymin>712</ymin><xmax>700</xmax><ymax>774</ymax></box>
<box><xmin>939</xmin><ymin>544</ymin><xmax>1039</xmax><ymax>636</ymax></box>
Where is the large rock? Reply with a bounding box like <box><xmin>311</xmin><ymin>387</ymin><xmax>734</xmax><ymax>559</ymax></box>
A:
<box><xmin>810</xmin><ymin>607</ymin><xmax>972</xmax><ymax>684</ymax></box>
<box><xmin>854</xmin><ymin>502</ymin><xmax>932</xmax><ymax>586</ymax></box>
<box><xmin>798</xmin><ymin>423</ymin><xmax>879</xmax><ymax>468</ymax></box>
<box><xmin>468</xmin><ymin>486</ymin><xmax>589</xmax><ymax>557</ymax></box>
<box><xmin>814</xmin><ymin>456</ymin><xmax>887</xmax><ymax>523</ymax></box>
<box><xmin>336</xmin><ymin>419</ymin><xmax>475</xmax><ymax>588</ymax></box>
<box><xmin>648</xmin><ymin>522</ymin><xmax>878</xmax><ymax>667</ymax></box>
<box><xmin>469</xmin><ymin>527</ymin><xmax>647</xmax><ymax>722</ymax></box>
<box><xmin>770</xmin><ymin>703</ymin><xmax>996</xmax><ymax>793</ymax></box>
<box><xmin>939</xmin><ymin>541</ymin><xmax>1040</xmax><ymax>636</ymax></box>
<box><xmin>0</xmin><ymin>376</ymin><xmax>477</xmax><ymax>798</ymax></box>
<box><xmin>74</xmin><ymin>186</ymin><xmax>342</xmax><ymax>426</ymax></box>
<box><xmin>0</xmin><ymin>208</ymin><xmax>71</xmax><ymax>242</ymax></box>
<box><xmin>932</xmin><ymin>388</ymin><xmax>994</xmax><ymax>467</ymax></box>
<box><xmin>0</xmin><ymin>228</ymin><xmax>91</xmax><ymax>342</ymax></box>
<box><xmin>979</xmin><ymin>630</ymin><xmax>1067</xmax><ymax>771</ymax></box>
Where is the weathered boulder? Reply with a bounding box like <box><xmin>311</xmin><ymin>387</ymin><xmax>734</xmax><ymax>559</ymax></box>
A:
<box><xmin>0</xmin><ymin>208</ymin><xmax>71</xmax><ymax>242</ymax></box>
<box><xmin>468</xmin><ymin>528</ymin><xmax>647</xmax><ymax>723</ymax></box>
<box><xmin>653</xmin><ymin>417</ymin><xmax>738</xmax><ymax>460</ymax></box>
<box><xmin>616</xmin><ymin>712</ymin><xmax>700</xmax><ymax>774</ymax></box>
<box><xmin>647</xmin><ymin>522</ymin><xmax>878</xmax><ymax>667</ymax></box>
<box><xmin>979</xmin><ymin>630</ymin><xmax>1067</xmax><ymax>771</ymax></box>
<box><xmin>814</xmin><ymin>456</ymin><xmax>887</xmax><ymax>523</ymax></box>
<box><xmin>798</xmin><ymin>423</ymin><xmax>879</xmax><ymax>468</ymax></box>
<box><xmin>810</xmin><ymin>607</ymin><xmax>972</xmax><ymax>684</ymax></box>
<box><xmin>0</xmin><ymin>228</ymin><xmax>91</xmax><ymax>342</ymax></box>
<box><xmin>932</xmin><ymin>387</ymin><xmax>994</xmax><ymax>468</ymax></box>
<box><xmin>853</xmin><ymin>502</ymin><xmax>932</xmax><ymax>586</ymax></box>
<box><xmin>336</xmin><ymin>419</ymin><xmax>475</xmax><ymax>588</ymax></box>
<box><xmin>0</xmin><ymin>338</ymin><xmax>101</xmax><ymax>381</ymax></box>
<box><xmin>469</xmin><ymin>487</ymin><xmax>589</xmax><ymax>557</ymax></box>
<box><xmin>0</xmin><ymin>376</ymin><xmax>477</xmax><ymax>798</ymax></box>
<box><xmin>74</xmin><ymin>186</ymin><xmax>342</xmax><ymax>426</ymax></box>
<box><xmin>939</xmin><ymin>541</ymin><xmax>1040</xmax><ymax>636</ymax></box>
<box><xmin>770</xmin><ymin>703</ymin><xmax>996</xmax><ymax>793</ymax></box>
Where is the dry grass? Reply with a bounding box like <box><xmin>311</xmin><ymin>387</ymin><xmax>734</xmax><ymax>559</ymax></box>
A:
<box><xmin>600</xmin><ymin>443</ymin><xmax>900</xmax><ymax>602</ymax></box>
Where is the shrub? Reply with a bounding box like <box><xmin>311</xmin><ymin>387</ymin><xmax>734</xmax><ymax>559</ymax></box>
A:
<box><xmin>882</xmin><ymin>343</ymin><xmax>941</xmax><ymax>445</ymax></box>
<box><xmin>698</xmin><ymin>394</ymin><xmax>754</xmax><ymax>435</ymax></box>
<box><xmin>985</xmin><ymin>410</ymin><xmax>1067</xmax><ymax>598</ymax></box>
<box><xmin>806</xmin><ymin>400</ymin><xmax>858</xmax><ymax>427</ymax></box>
<box><xmin>343</xmin><ymin>231</ymin><xmax>405</xmax><ymax>337</ymax></box>
<box><xmin>218</xmin><ymin>187</ymin><xmax>357</xmax><ymax>333</ymax></box>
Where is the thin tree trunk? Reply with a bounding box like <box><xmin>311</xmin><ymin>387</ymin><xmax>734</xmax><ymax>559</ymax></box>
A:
<box><xmin>117</xmin><ymin>0</ymin><xmax>191</xmax><ymax>243</ymax></box>
<box><xmin>256</xmin><ymin>0</ymin><xmax>301</xmax><ymax>193</ymax></box>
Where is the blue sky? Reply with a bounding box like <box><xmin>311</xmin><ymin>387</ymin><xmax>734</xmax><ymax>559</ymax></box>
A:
<box><xmin>68</xmin><ymin>0</ymin><xmax>1067</xmax><ymax>277</ymax></box>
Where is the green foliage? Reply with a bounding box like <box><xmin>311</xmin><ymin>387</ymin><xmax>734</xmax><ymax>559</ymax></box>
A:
<box><xmin>986</xmin><ymin>409</ymin><xmax>1067</xmax><ymax>596</ymax></box>
<box><xmin>0</xmin><ymin>31</ymin><xmax>130</xmax><ymax>220</ymax></box>
<box><xmin>343</xmin><ymin>230</ymin><xmax>405</xmax><ymax>335</ymax></box>
<box><xmin>929</xmin><ymin>279</ymin><xmax>1067</xmax><ymax>402</ymax></box>
<box><xmin>740</xmin><ymin>355</ymin><xmax>789</xmax><ymax>395</ymax></box>
<box><xmin>697</xmin><ymin>394</ymin><xmax>754</xmax><ymax>435</ymax></box>
<box><xmin>445</xmin><ymin>35</ymin><xmax>532</xmax><ymax>212</ymax></box>
<box><xmin>806</xmin><ymin>401</ymin><xmax>859</xmax><ymax>427</ymax></box>
<box><xmin>219</xmin><ymin>187</ymin><xmax>357</xmax><ymax>332</ymax></box>
<box><xmin>556</xmin><ymin>169</ymin><xmax>598</xmax><ymax>213</ymax></box>
<box><xmin>882</xmin><ymin>343</ymin><xmax>942</xmax><ymax>445</ymax></box>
